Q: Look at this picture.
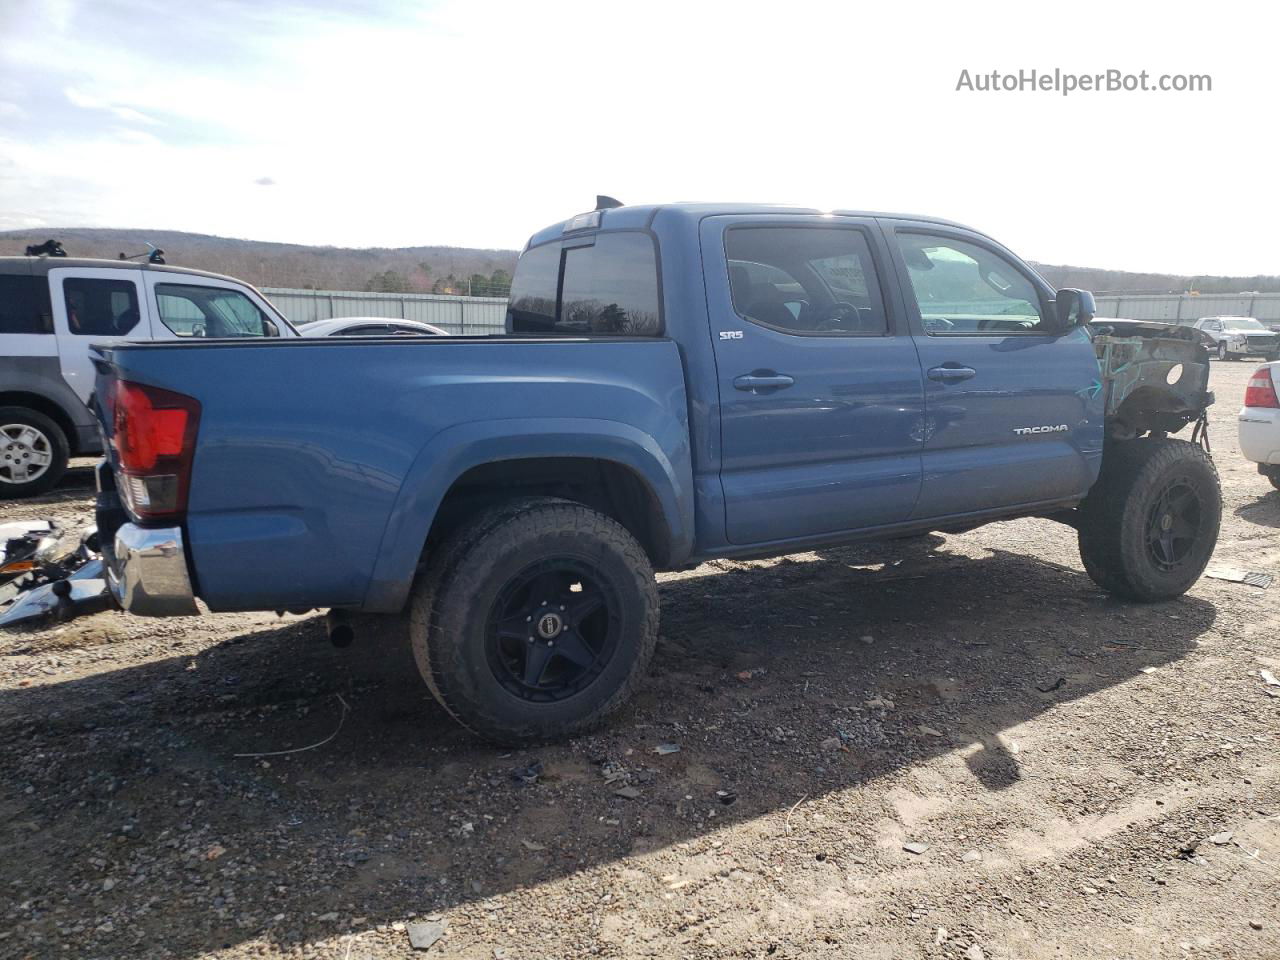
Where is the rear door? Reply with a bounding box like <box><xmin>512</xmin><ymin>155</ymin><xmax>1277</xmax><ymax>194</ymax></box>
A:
<box><xmin>48</xmin><ymin>267</ymin><xmax>149</xmax><ymax>405</ymax></box>
<box><xmin>702</xmin><ymin>215</ymin><xmax>926</xmax><ymax>545</ymax></box>
<box><xmin>881</xmin><ymin>221</ymin><xmax>1104</xmax><ymax>518</ymax></box>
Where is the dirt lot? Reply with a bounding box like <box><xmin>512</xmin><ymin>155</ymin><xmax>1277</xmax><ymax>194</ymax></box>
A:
<box><xmin>2</xmin><ymin>360</ymin><xmax>1279</xmax><ymax>960</ymax></box>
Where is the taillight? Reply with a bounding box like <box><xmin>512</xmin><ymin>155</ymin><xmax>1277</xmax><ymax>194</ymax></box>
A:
<box><xmin>1245</xmin><ymin>367</ymin><xmax>1280</xmax><ymax>409</ymax></box>
<box><xmin>111</xmin><ymin>380</ymin><xmax>201</xmax><ymax>520</ymax></box>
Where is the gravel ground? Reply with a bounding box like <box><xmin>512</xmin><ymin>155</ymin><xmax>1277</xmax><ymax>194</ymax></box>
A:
<box><xmin>2</xmin><ymin>360</ymin><xmax>1279</xmax><ymax>960</ymax></box>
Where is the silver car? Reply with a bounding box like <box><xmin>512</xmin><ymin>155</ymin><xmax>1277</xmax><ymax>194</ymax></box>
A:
<box><xmin>1191</xmin><ymin>316</ymin><xmax>1279</xmax><ymax>361</ymax></box>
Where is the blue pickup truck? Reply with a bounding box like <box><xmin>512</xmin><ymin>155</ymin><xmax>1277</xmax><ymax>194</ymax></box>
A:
<box><xmin>91</xmin><ymin>202</ymin><xmax>1220</xmax><ymax>742</ymax></box>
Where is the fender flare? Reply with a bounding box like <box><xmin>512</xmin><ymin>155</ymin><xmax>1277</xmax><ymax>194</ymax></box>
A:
<box><xmin>361</xmin><ymin>417</ymin><xmax>693</xmax><ymax>611</ymax></box>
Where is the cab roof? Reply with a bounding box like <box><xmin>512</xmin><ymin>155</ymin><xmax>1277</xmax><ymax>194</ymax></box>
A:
<box><xmin>0</xmin><ymin>255</ymin><xmax>248</xmax><ymax>285</ymax></box>
<box><xmin>523</xmin><ymin>201</ymin><xmax>990</xmax><ymax>249</ymax></box>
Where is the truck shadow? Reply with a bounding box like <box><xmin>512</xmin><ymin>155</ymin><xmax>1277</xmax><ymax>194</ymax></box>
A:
<box><xmin>0</xmin><ymin>536</ymin><xmax>1214</xmax><ymax>958</ymax></box>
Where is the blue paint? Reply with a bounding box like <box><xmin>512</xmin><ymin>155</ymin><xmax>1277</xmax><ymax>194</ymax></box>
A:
<box><xmin>94</xmin><ymin>204</ymin><xmax>1110</xmax><ymax>614</ymax></box>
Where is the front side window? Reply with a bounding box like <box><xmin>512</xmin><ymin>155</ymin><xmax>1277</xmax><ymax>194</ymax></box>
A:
<box><xmin>725</xmin><ymin>226</ymin><xmax>886</xmax><ymax>335</ymax></box>
<box><xmin>896</xmin><ymin>233</ymin><xmax>1044</xmax><ymax>335</ymax></box>
<box><xmin>507</xmin><ymin>233</ymin><xmax>662</xmax><ymax>336</ymax></box>
<box><xmin>63</xmin><ymin>278</ymin><xmax>140</xmax><ymax>336</ymax></box>
<box><xmin>156</xmin><ymin>284</ymin><xmax>273</xmax><ymax>337</ymax></box>
<box><xmin>0</xmin><ymin>276</ymin><xmax>52</xmax><ymax>334</ymax></box>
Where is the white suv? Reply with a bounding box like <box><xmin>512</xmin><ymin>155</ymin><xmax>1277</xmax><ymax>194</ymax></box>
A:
<box><xmin>0</xmin><ymin>246</ymin><xmax>296</xmax><ymax>497</ymax></box>
<box><xmin>1192</xmin><ymin>316</ymin><xmax>1280</xmax><ymax>361</ymax></box>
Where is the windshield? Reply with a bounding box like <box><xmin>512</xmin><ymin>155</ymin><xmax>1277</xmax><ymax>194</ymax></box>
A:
<box><xmin>1221</xmin><ymin>317</ymin><xmax>1266</xmax><ymax>331</ymax></box>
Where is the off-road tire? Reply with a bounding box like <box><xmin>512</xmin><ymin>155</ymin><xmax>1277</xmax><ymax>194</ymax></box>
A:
<box><xmin>0</xmin><ymin>406</ymin><xmax>69</xmax><ymax>499</ymax></box>
<box><xmin>1078</xmin><ymin>438</ymin><xmax>1220</xmax><ymax>601</ymax></box>
<box><xmin>1261</xmin><ymin>465</ymin><xmax>1280</xmax><ymax>492</ymax></box>
<box><xmin>410</xmin><ymin>497</ymin><xmax>660</xmax><ymax>744</ymax></box>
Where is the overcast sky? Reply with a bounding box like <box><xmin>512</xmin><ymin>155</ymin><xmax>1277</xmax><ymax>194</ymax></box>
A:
<box><xmin>0</xmin><ymin>0</ymin><xmax>1275</xmax><ymax>274</ymax></box>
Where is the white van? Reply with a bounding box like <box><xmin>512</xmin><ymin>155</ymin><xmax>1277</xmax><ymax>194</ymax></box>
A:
<box><xmin>0</xmin><ymin>246</ymin><xmax>297</xmax><ymax>497</ymax></box>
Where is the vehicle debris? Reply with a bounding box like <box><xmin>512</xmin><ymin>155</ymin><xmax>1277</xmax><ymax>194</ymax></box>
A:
<box><xmin>654</xmin><ymin>743</ymin><xmax>681</xmax><ymax>755</ymax></box>
<box><xmin>1204</xmin><ymin>564</ymin><xmax>1274</xmax><ymax>589</ymax></box>
<box><xmin>1259</xmin><ymin>669</ymin><xmax>1280</xmax><ymax>687</ymax></box>
<box><xmin>902</xmin><ymin>842</ymin><xmax>929</xmax><ymax>855</ymax></box>
<box><xmin>1208</xmin><ymin>831</ymin><xmax>1234</xmax><ymax>845</ymax></box>
<box><xmin>0</xmin><ymin>522</ymin><xmax>107</xmax><ymax>627</ymax></box>
<box><xmin>1036</xmin><ymin>677</ymin><xmax>1067</xmax><ymax>693</ymax></box>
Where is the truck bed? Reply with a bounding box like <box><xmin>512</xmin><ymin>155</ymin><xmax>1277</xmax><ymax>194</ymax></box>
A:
<box><xmin>93</xmin><ymin>336</ymin><xmax>693</xmax><ymax>612</ymax></box>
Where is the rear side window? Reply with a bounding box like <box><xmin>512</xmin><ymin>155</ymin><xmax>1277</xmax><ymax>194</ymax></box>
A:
<box><xmin>725</xmin><ymin>227</ymin><xmax>887</xmax><ymax>335</ymax></box>
<box><xmin>63</xmin><ymin>278</ymin><xmax>140</xmax><ymax>336</ymax></box>
<box><xmin>0</xmin><ymin>276</ymin><xmax>52</xmax><ymax>334</ymax></box>
<box><xmin>156</xmin><ymin>283</ymin><xmax>274</xmax><ymax>337</ymax></box>
<box><xmin>507</xmin><ymin>232</ymin><xmax>661</xmax><ymax>336</ymax></box>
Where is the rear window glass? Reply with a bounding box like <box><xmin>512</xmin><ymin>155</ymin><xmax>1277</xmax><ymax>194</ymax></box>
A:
<box><xmin>0</xmin><ymin>276</ymin><xmax>52</xmax><ymax>334</ymax></box>
<box><xmin>507</xmin><ymin>232</ymin><xmax>661</xmax><ymax>336</ymax></box>
<box><xmin>63</xmin><ymin>278</ymin><xmax>140</xmax><ymax>336</ymax></box>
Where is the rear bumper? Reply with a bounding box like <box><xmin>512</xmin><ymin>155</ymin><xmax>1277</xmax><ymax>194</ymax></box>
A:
<box><xmin>106</xmin><ymin>523</ymin><xmax>199</xmax><ymax>616</ymax></box>
<box><xmin>1238</xmin><ymin>406</ymin><xmax>1280</xmax><ymax>464</ymax></box>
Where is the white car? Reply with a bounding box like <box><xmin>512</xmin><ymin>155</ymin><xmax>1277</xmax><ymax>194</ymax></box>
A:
<box><xmin>298</xmin><ymin>317</ymin><xmax>449</xmax><ymax>338</ymax></box>
<box><xmin>1192</xmin><ymin>316</ymin><xmax>1280</xmax><ymax>361</ymax></box>
<box><xmin>1238</xmin><ymin>362</ymin><xmax>1280</xmax><ymax>489</ymax></box>
<box><xmin>0</xmin><ymin>242</ymin><xmax>297</xmax><ymax>498</ymax></box>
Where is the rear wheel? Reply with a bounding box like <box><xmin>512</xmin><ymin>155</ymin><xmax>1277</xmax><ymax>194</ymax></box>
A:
<box><xmin>1078</xmin><ymin>438</ymin><xmax>1220</xmax><ymax>601</ymax></box>
<box><xmin>0</xmin><ymin>407</ymin><xmax>68</xmax><ymax>499</ymax></box>
<box><xmin>1261</xmin><ymin>465</ymin><xmax>1280</xmax><ymax>491</ymax></box>
<box><xmin>410</xmin><ymin>497</ymin><xmax>659</xmax><ymax>743</ymax></box>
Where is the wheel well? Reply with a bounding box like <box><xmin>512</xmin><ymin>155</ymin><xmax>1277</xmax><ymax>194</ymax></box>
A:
<box><xmin>429</xmin><ymin>457</ymin><xmax>673</xmax><ymax>568</ymax></box>
<box><xmin>0</xmin><ymin>392</ymin><xmax>81</xmax><ymax>454</ymax></box>
<box><xmin>1108</xmin><ymin>384</ymin><xmax>1201</xmax><ymax>439</ymax></box>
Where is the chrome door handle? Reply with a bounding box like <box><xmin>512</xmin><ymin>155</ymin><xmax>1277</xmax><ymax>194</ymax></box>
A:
<box><xmin>733</xmin><ymin>372</ymin><xmax>795</xmax><ymax>392</ymax></box>
<box><xmin>927</xmin><ymin>364</ymin><xmax>977</xmax><ymax>383</ymax></box>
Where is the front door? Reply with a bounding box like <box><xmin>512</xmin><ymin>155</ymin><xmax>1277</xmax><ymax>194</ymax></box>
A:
<box><xmin>48</xmin><ymin>268</ymin><xmax>150</xmax><ymax>405</ymax></box>
<box><xmin>702</xmin><ymin>215</ymin><xmax>927</xmax><ymax>545</ymax></box>
<box><xmin>882</xmin><ymin>223</ymin><xmax>1104</xmax><ymax>518</ymax></box>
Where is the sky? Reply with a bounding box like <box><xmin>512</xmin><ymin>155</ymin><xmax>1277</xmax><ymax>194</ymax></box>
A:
<box><xmin>0</xmin><ymin>0</ymin><xmax>1276</xmax><ymax>275</ymax></box>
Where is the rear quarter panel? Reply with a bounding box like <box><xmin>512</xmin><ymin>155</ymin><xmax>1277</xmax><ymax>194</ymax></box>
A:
<box><xmin>97</xmin><ymin>338</ymin><xmax>693</xmax><ymax>612</ymax></box>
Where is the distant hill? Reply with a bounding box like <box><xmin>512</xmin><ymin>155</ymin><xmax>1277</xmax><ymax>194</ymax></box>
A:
<box><xmin>4</xmin><ymin>228</ymin><xmax>1278</xmax><ymax>298</ymax></box>
<box><xmin>0</xmin><ymin>228</ymin><xmax>520</xmax><ymax>296</ymax></box>
<box><xmin>1032</xmin><ymin>263</ymin><xmax>1280</xmax><ymax>296</ymax></box>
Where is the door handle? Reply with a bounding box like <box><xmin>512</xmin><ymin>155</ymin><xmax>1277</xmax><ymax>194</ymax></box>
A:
<box><xmin>927</xmin><ymin>364</ymin><xmax>977</xmax><ymax>383</ymax></box>
<box><xmin>733</xmin><ymin>372</ymin><xmax>795</xmax><ymax>392</ymax></box>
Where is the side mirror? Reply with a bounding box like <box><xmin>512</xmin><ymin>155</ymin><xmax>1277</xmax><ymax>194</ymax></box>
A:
<box><xmin>263</xmin><ymin>319</ymin><xmax>280</xmax><ymax>338</ymax></box>
<box><xmin>1055</xmin><ymin>288</ymin><xmax>1096</xmax><ymax>328</ymax></box>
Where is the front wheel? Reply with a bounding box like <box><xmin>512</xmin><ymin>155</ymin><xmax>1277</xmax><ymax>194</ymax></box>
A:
<box><xmin>1217</xmin><ymin>341</ymin><xmax>1229</xmax><ymax>361</ymax></box>
<box><xmin>1078</xmin><ymin>438</ymin><xmax>1221</xmax><ymax>601</ymax></box>
<box><xmin>410</xmin><ymin>497</ymin><xmax>659</xmax><ymax>743</ymax></box>
<box><xmin>0</xmin><ymin>407</ymin><xmax>68</xmax><ymax>499</ymax></box>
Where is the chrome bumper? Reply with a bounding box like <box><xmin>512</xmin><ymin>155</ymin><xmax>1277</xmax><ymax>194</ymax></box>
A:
<box><xmin>108</xmin><ymin>523</ymin><xmax>199</xmax><ymax>616</ymax></box>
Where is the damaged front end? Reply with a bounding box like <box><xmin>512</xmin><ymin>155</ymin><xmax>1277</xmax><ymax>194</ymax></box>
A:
<box><xmin>1089</xmin><ymin>320</ymin><xmax>1214</xmax><ymax>443</ymax></box>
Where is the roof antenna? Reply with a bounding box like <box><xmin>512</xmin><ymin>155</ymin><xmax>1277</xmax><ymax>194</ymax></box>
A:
<box><xmin>25</xmin><ymin>239</ymin><xmax>66</xmax><ymax>257</ymax></box>
<box><xmin>595</xmin><ymin>195</ymin><xmax>623</xmax><ymax>210</ymax></box>
<box><xmin>117</xmin><ymin>242</ymin><xmax>166</xmax><ymax>265</ymax></box>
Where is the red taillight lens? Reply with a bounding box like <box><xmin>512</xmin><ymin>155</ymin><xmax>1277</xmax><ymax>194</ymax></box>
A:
<box><xmin>1245</xmin><ymin>367</ymin><xmax>1280</xmax><ymax>409</ymax></box>
<box><xmin>111</xmin><ymin>380</ymin><xmax>201</xmax><ymax>520</ymax></box>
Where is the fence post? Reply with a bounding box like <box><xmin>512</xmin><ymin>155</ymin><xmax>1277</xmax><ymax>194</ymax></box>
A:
<box><xmin>459</xmin><ymin>297</ymin><xmax>467</xmax><ymax>336</ymax></box>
